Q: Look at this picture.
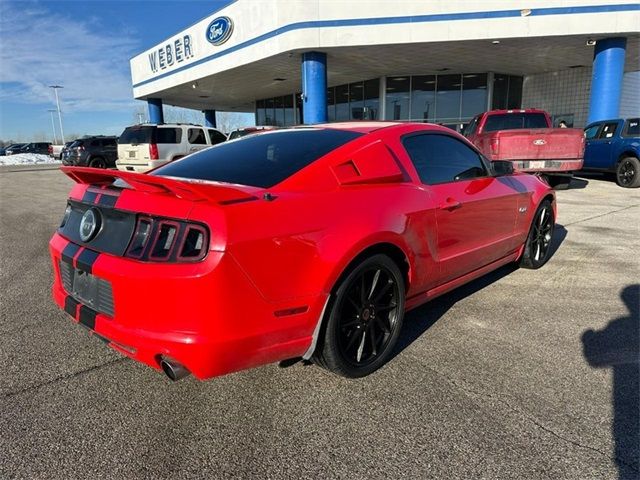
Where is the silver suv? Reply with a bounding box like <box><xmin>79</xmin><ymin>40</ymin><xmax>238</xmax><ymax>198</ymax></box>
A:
<box><xmin>116</xmin><ymin>123</ymin><xmax>227</xmax><ymax>173</ymax></box>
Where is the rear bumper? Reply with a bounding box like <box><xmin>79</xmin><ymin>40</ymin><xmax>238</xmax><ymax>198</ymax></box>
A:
<box><xmin>49</xmin><ymin>233</ymin><xmax>325</xmax><ymax>379</ymax></box>
<box><xmin>115</xmin><ymin>159</ymin><xmax>167</xmax><ymax>173</ymax></box>
<box><xmin>509</xmin><ymin>158</ymin><xmax>584</xmax><ymax>173</ymax></box>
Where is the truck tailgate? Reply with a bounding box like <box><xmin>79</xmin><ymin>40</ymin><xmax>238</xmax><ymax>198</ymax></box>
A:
<box><xmin>491</xmin><ymin>128</ymin><xmax>584</xmax><ymax>161</ymax></box>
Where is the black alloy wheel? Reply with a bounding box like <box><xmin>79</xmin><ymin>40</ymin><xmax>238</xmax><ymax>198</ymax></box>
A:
<box><xmin>316</xmin><ymin>254</ymin><xmax>405</xmax><ymax>378</ymax></box>
<box><xmin>89</xmin><ymin>157</ymin><xmax>107</xmax><ymax>169</ymax></box>
<box><xmin>615</xmin><ymin>157</ymin><xmax>640</xmax><ymax>188</ymax></box>
<box><xmin>520</xmin><ymin>199</ymin><xmax>555</xmax><ymax>269</ymax></box>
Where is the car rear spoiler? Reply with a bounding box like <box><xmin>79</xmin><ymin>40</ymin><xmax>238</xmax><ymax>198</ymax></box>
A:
<box><xmin>60</xmin><ymin>166</ymin><xmax>262</xmax><ymax>204</ymax></box>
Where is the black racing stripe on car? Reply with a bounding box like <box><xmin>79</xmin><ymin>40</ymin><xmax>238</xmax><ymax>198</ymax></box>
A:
<box><xmin>82</xmin><ymin>190</ymin><xmax>98</xmax><ymax>204</ymax></box>
<box><xmin>64</xmin><ymin>295</ymin><xmax>80</xmax><ymax>318</ymax></box>
<box><xmin>79</xmin><ymin>305</ymin><xmax>97</xmax><ymax>330</ymax></box>
<box><xmin>76</xmin><ymin>249</ymin><xmax>100</xmax><ymax>273</ymax></box>
<box><xmin>98</xmin><ymin>194</ymin><xmax>118</xmax><ymax>207</ymax></box>
<box><xmin>61</xmin><ymin>242</ymin><xmax>81</xmax><ymax>265</ymax></box>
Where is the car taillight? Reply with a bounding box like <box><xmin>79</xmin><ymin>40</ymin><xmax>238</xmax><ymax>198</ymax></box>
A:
<box><xmin>490</xmin><ymin>137</ymin><xmax>500</xmax><ymax>155</ymax></box>
<box><xmin>125</xmin><ymin>216</ymin><xmax>209</xmax><ymax>262</ymax></box>
<box><xmin>48</xmin><ymin>145</ymin><xmax>53</xmax><ymax>154</ymax></box>
<box><xmin>149</xmin><ymin>143</ymin><xmax>159</xmax><ymax>160</ymax></box>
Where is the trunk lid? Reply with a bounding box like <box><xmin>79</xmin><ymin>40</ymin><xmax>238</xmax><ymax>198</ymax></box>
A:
<box><xmin>488</xmin><ymin>128</ymin><xmax>585</xmax><ymax>161</ymax></box>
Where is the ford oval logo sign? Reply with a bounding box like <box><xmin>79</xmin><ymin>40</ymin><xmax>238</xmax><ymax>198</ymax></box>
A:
<box><xmin>533</xmin><ymin>139</ymin><xmax>547</xmax><ymax>146</ymax></box>
<box><xmin>206</xmin><ymin>16</ymin><xmax>233</xmax><ymax>45</ymax></box>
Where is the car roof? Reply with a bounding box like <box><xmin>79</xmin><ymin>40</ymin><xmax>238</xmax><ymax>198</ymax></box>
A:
<box><xmin>298</xmin><ymin>121</ymin><xmax>401</xmax><ymax>134</ymax></box>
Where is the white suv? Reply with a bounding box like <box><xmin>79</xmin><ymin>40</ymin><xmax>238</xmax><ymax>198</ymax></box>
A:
<box><xmin>116</xmin><ymin>123</ymin><xmax>227</xmax><ymax>173</ymax></box>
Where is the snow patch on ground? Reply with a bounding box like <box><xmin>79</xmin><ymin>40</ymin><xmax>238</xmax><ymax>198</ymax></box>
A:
<box><xmin>0</xmin><ymin>153</ymin><xmax>61</xmax><ymax>166</ymax></box>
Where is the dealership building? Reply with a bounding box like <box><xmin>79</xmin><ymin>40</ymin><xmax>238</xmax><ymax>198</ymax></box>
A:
<box><xmin>130</xmin><ymin>0</ymin><xmax>640</xmax><ymax>131</ymax></box>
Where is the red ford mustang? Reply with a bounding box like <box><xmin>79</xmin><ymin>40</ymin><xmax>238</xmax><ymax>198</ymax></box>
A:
<box><xmin>50</xmin><ymin>122</ymin><xmax>556</xmax><ymax>380</ymax></box>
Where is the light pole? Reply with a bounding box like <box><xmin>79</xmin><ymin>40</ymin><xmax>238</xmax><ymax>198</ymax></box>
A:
<box><xmin>47</xmin><ymin>109</ymin><xmax>58</xmax><ymax>144</ymax></box>
<box><xmin>49</xmin><ymin>85</ymin><xmax>65</xmax><ymax>143</ymax></box>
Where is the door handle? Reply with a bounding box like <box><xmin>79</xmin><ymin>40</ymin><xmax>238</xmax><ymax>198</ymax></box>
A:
<box><xmin>438</xmin><ymin>197</ymin><xmax>462</xmax><ymax>210</ymax></box>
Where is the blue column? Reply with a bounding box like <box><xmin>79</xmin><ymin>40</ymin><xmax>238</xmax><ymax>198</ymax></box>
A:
<box><xmin>588</xmin><ymin>37</ymin><xmax>626</xmax><ymax>124</ymax></box>
<box><xmin>301</xmin><ymin>52</ymin><xmax>327</xmax><ymax>124</ymax></box>
<box><xmin>204</xmin><ymin>109</ymin><xmax>217</xmax><ymax>128</ymax></box>
<box><xmin>147</xmin><ymin>98</ymin><xmax>164</xmax><ymax>124</ymax></box>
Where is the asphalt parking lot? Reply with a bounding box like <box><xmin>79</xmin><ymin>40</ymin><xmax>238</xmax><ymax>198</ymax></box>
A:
<box><xmin>1</xmin><ymin>166</ymin><xmax>638</xmax><ymax>479</ymax></box>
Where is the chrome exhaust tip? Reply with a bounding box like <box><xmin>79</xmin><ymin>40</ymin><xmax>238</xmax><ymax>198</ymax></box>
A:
<box><xmin>159</xmin><ymin>356</ymin><xmax>191</xmax><ymax>381</ymax></box>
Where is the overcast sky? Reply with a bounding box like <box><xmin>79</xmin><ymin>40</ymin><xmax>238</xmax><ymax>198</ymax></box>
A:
<box><xmin>0</xmin><ymin>0</ymin><xmax>253</xmax><ymax>141</ymax></box>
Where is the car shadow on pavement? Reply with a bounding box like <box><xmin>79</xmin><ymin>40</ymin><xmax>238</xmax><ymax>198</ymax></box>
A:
<box><xmin>567</xmin><ymin>177</ymin><xmax>589</xmax><ymax>189</ymax></box>
<box><xmin>392</xmin><ymin>223</ymin><xmax>568</xmax><ymax>362</ymax></box>
<box><xmin>575</xmin><ymin>171</ymin><xmax>615</xmax><ymax>185</ymax></box>
<box><xmin>581</xmin><ymin>285</ymin><xmax>640</xmax><ymax>480</ymax></box>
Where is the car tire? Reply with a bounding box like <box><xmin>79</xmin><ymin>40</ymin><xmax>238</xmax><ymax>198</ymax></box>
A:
<box><xmin>315</xmin><ymin>254</ymin><xmax>405</xmax><ymax>378</ymax></box>
<box><xmin>89</xmin><ymin>157</ymin><xmax>107</xmax><ymax>169</ymax></box>
<box><xmin>615</xmin><ymin>157</ymin><xmax>640</xmax><ymax>188</ymax></box>
<box><xmin>519</xmin><ymin>199</ymin><xmax>555</xmax><ymax>269</ymax></box>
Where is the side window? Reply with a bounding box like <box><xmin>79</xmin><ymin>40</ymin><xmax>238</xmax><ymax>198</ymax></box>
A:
<box><xmin>208</xmin><ymin>129</ymin><xmax>226</xmax><ymax>145</ymax></box>
<box><xmin>403</xmin><ymin>133</ymin><xmax>488</xmax><ymax>185</ymax></box>
<box><xmin>463</xmin><ymin>116</ymin><xmax>479</xmax><ymax>137</ymax></box>
<box><xmin>584</xmin><ymin>124</ymin><xmax>601</xmax><ymax>140</ymax></box>
<box><xmin>90</xmin><ymin>140</ymin><xmax>100</xmax><ymax>147</ymax></box>
<box><xmin>598</xmin><ymin>122</ymin><xmax>618</xmax><ymax>139</ymax></box>
<box><xmin>624</xmin><ymin>118</ymin><xmax>639</xmax><ymax>137</ymax></box>
<box><xmin>188</xmin><ymin>128</ymin><xmax>206</xmax><ymax>144</ymax></box>
<box><xmin>156</xmin><ymin>128</ymin><xmax>181</xmax><ymax>144</ymax></box>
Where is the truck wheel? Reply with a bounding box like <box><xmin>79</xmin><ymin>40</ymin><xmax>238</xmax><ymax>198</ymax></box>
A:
<box><xmin>615</xmin><ymin>157</ymin><xmax>640</xmax><ymax>188</ymax></box>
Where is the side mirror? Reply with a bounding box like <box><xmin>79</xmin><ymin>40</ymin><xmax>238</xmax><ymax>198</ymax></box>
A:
<box><xmin>492</xmin><ymin>160</ymin><xmax>514</xmax><ymax>176</ymax></box>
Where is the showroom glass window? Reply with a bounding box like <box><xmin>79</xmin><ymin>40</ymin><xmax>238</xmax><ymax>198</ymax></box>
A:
<box><xmin>335</xmin><ymin>84</ymin><xmax>349</xmax><ymax>121</ymax></box>
<box><xmin>327</xmin><ymin>87</ymin><xmax>336</xmax><ymax>122</ymax></box>
<box><xmin>436</xmin><ymin>74</ymin><xmax>462</xmax><ymax>124</ymax></box>
<box><xmin>386</xmin><ymin>77</ymin><xmax>410</xmax><ymax>120</ymax></box>
<box><xmin>403</xmin><ymin>133</ymin><xmax>488</xmax><ymax>185</ymax></box>
<box><xmin>461</xmin><ymin>73</ymin><xmax>488</xmax><ymax>119</ymax></box>
<box><xmin>492</xmin><ymin>74</ymin><xmax>523</xmax><ymax>110</ymax></box>
<box><xmin>256</xmin><ymin>100</ymin><xmax>266</xmax><ymax>125</ymax></box>
<box><xmin>264</xmin><ymin>97</ymin><xmax>275</xmax><ymax>125</ymax></box>
<box><xmin>349</xmin><ymin>81</ymin><xmax>364</xmax><ymax>120</ymax></box>
<box><xmin>274</xmin><ymin>96</ymin><xmax>285</xmax><ymax>126</ymax></box>
<box><xmin>363</xmin><ymin>79</ymin><xmax>380</xmax><ymax>120</ymax></box>
<box><xmin>410</xmin><ymin>75</ymin><xmax>436</xmax><ymax>122</ymax></box>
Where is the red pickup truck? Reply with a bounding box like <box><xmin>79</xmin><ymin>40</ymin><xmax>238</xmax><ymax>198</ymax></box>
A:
<box><xmin>464</xmin><ymin>109</ymin><xmax>584</xmax><ymax>187</ymax></box>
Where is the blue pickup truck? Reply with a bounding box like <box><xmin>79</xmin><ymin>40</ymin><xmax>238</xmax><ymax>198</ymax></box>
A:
<box><xmin>583</xmin><ymin>118</ymin><xmax>640</xmax><ymax>188</ymax></box>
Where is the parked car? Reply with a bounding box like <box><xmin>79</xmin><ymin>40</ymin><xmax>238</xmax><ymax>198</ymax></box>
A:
<box><xmin>60</xmin><ymin>141</ymin><xmax>76</xmax><ymax>162</ymax></box>
<box><xmin>464</xmin><ymin>109</ymin><xmax>584</xmax><ymax>188</ymax></box>
<box><xmin>227</xmin><ymin>126</ymin><xmax>278</xmax><ymax>140</ymax></box>
<box><xmin>50</xmin><ymin>122</ymin><xmax>556</xmax><ymax>381</ymax></box>
<box><xmin>21</xmin><ymin>142</ymin><xmax>52</xmax><ymax>155</ymax></box>
<box><xmin>49</xmin><ymin>144</ymin><xmax>65</xmax><ymax>160</ymax></box>
<box><xmin>62</xmin><ymin>136</ymin><xmax>118</xmax><ymax>168</ymax></box>
<box><xmin>582</xmin><ymin>118</ymin><xmax>640</xmax><ymax>188</ymax></box>
<box><xmin>0</xmin><ymin>146</ymin><xmax>6</xmax><ymax>156</ymax></box>
<box><xmin>5</xmin><ymin>143</ymin><xmax>27</xmax><ymax>155</ymax></box>
<box><xmin>116</xmin><ymin>123</ymin><xmax>227</xmax><ymax>173</ymax></box>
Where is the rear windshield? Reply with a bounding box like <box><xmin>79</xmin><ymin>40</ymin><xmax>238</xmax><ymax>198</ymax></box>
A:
<box><xmin>118</xmin><ymin>126</ymin><xmax>154</xmax><ymax>145</ymax></box>
<box><xmin>483</xmin><ymin>113</ymin><xmax>548</xmax><ymax>132</ymax></box>
<box><xmin>152</xmin><ymin>129</ymin><xmax>363</xmax><ymax>188</ymax></box>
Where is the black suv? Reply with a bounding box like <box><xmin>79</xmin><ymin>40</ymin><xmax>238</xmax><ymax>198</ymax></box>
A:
<box><xmin>62</xmin><ymin>136</ymin><xmax>118</xmax><ymax>168</ymax></box>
